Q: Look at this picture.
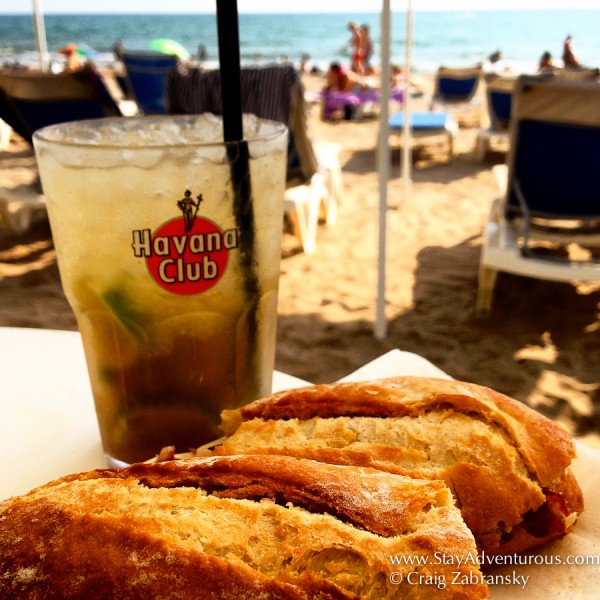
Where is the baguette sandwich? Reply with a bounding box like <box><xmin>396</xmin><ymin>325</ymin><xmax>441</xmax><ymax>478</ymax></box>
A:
<box><xmin>215</xmin><ymin>376</ymin><xmax>584</xmax><ymax>557</ymax></box>
<box><xmin>0</xmin><ymin>454</ymin><xmax>488</xmax><ymax>599</ymax></box>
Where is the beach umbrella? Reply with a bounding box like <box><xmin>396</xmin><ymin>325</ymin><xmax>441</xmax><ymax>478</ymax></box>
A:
<box><xmin>148</xmin><ymin>38</ymin><xmax>191</xmax><ymax>61</ymax></box>
<box><xmin>75</xmin><ymin>44</ymin><xmax>98</xmax><ymax>60</ymax></box>
<box><xmin>375</xmin><ymin>0</ymin><xmax>413</xmax><ymax>339</ymax></box>
<box><xmin>58</xmin><ymin>43</ymin><xmax>98</xmax><ymax>61</ymax></box>
<box><xmin>31</xmin><ymin>0</ymin><xmax>49</xmax><ymax>71</ymax></box>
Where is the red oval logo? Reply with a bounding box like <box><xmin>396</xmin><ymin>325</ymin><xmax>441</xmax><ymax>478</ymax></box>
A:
<box><xmin>130</xmin><ymin>190</ymin><xmax>239</xmax><ymax>296</ymax></box>
<box><xmin>136</xmin><ymin>217</ymin><xmax>237</xmax><ymax>296</ymax></box>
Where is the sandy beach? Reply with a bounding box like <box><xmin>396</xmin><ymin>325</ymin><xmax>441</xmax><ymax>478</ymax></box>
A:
<box><xmin>1</xmin><ymin>71</ymin><xmax>599</xmax><ymax>448</ymax></box>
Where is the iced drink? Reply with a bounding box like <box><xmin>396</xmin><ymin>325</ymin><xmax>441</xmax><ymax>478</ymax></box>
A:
<box><xmin>33</xmin><ymin>115</ymin><xmax>288</xmax><ymax>466</ymax></box>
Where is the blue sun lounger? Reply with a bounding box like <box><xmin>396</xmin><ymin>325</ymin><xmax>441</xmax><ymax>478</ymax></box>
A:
<box><xmin>475</xmin><ymin>75</ymin><xmax>516</xmax><ymax>161</ymax></box>
<box><xmin>430</xmin><ymin>65</ymin><xmax>483</xmax><ymax>125</ymax></box>
<box><xmin>477</xmin><ymin>75</ymin><xmax>600</xmax><ymax>316</ymax></box>
<box><xmin>389</xmin><ymin>111</ymin><xmax>458</xmax><ymax>161</ymax></box>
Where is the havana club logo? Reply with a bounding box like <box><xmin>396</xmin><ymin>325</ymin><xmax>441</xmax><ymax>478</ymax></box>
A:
<box><xmin>131</xmin><ymin>189</ymin><xmax>239</xmax><ymax>295</ymax></box>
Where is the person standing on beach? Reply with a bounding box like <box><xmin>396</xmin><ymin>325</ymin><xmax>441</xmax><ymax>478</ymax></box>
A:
<box><xmin>113</xmin><ymin>39</ymin><xmax>125</xmax><ymax>62</ymax></box>
<box><xmin>562</xmin><ymin>35</ymin><xmax>581</xmax><ymax>68</ymax></box>
<box><xmin>346</xmin><ymin>22</ymin><xmax>365</xmax><ymax>74</ymax></box>
<box><xmin>197</xmin><ymin>44</ymin><xmax>208</xmax><ymax>67</ymax></box>
<box><xmin>299</xmin><ymin>54</ymin><xmax>311</xmax><ymax>74</ymax></box>
<box><xmin>361</xmin><ymin>24</ymin><xmax>374</xmax><ymax>74</ymax></box>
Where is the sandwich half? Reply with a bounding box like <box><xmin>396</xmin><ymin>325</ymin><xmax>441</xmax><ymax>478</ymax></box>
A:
<box><xmin>216</xmin><ymin>376</ymin><xmax>584</xmax><ymax>557</ymax></box>
<box><xmin>0</xmin><ymin>454</ymin><xmax>488</xmax><ymax>599</ymax></box>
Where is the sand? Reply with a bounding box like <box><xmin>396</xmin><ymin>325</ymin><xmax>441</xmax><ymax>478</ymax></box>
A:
<box><xmin>1</xmin><ymin>72</ymin><xmax>599</xmax><ymax>447</ymax></box>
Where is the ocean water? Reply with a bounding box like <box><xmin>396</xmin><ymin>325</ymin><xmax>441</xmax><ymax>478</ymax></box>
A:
<box><xmin>1</xmin><ymin>10</ymin><xmax>599</xmax><ymax>75</ymax></box>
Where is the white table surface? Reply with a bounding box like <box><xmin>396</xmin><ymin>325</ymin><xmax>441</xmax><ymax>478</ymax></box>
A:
<box><xmin>1</xmin><ymin>326</ymin><xmax>599</xmax><ymax>597</ymax></box>
<box><xmin>0</xmin><ymin>326</ymin><xmax>311</xmax><ymax>500</ymax></box>
<box><xmin>0</xmin><ymin>326</ymin><xmax>449</xmax><ymax>500</ymax></box>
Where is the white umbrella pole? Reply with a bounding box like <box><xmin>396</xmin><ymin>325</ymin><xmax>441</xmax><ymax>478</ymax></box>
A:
<box><xmin>32</xmin><ymin>0</ymin><xmax>49</xmax><ymax>72</ymax></box>
<box><xmin>374</xmin><ymin>0</ymin><xmax>392</xmax><ymax>340</ymax></box>
<box><xmin>401</xmin><ymin>0</ymin><xmax>413</xmax><ymax>202</ymax></box>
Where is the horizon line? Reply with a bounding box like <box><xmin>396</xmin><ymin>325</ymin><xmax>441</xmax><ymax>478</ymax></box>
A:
<box><xmin>3</xmin><ymin>7</ymin><xmax>600</xmax><ymax>16</ymax></box>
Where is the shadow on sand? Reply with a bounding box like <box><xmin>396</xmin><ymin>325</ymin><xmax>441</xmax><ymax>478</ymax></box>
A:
<box><xmin>276</xmin><ymin>236</ymin><xmax>600</xmax><ymax>440</ymax></box>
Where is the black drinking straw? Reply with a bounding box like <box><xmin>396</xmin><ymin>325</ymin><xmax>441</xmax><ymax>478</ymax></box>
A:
<box><xmin>215</xmin><ymin>0</ymin><xmax>256</xmax><ymax>283</ymax></box>
<box><xmin>216</xmin><ymin>0</ymin><xmax>244</xmax><ymax>144</ymax></box>
<box><xmin>216</xmin><ymin>0</ymin><xmax>260</xmax><ymax>382</ymax></box>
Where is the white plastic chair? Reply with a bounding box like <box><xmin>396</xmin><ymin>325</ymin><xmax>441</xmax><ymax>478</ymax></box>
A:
<box><xmin>0</xmin><ymin>119</ymin><xmax>12</xmax><ymax>150</ymax></box>
<box><xmin>313</xmin><ymin>141</ymin><xmax>343</xmax><ymax>227</ymax></box>
<box><xmin>0</xmin><ymin>184</ymin><xmax>46</xmax><ymax>235</ymax></box>
<box><xmin>283</xmin><ymin>172</ymin><xmax>328</xmax><ymax>255</ymax></box>
<box><xmin>283</xmin><ymin>141</ymin><xmax>343</xmax><ymax>254</ymax></box>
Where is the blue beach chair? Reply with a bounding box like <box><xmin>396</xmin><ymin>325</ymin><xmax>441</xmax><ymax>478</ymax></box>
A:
<box><xmin>122</xmin><ymin>50</ymin><xmax>179</xmax><ymax>114</ymax></box>
<box><xmin>475</xmin><ymin>75</ymin><xmax>516</xmax><ymax>161</ymax></box>
<box><xmin>430</xmin><ymin>64</ymin><xmax>483</xmax><ymax>125</ymax></box>
<box><xmin>477</xmin><ymin>75</ymin><xmax>600</xmax><ymax>316</ymax></box>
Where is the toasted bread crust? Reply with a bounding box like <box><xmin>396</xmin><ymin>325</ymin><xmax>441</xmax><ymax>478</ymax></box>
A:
<box><xmin>221</xmin><ymin>377</ymin><xmax>575</xmax><ymax>484</ymax></box>
<box><xmin>0</xmin><ymin>455</ymin><xmax>488</xmax><ymax>600</ymax></box>
<box><xmin>61</xmin><ymin>454</ymin><xmax>458</xmax><ymax>538</ymax></box>
<box><xmin>217</xmin><ymin>377</ymin><xmax>583</xmax><ymax>556</ymax></box>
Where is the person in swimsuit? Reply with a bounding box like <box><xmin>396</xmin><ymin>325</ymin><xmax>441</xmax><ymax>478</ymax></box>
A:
<box><xmin>322</xmin><ymin>62</ymin><xmax>366</xmax><ymax>120</ymax></box>
<box><xmin>538</xmin><ymin>51</ymin><xmax>555</xmax><ymax>73</ymax></box>
<box><xmin>562</xmin><ymin>35</ymin><xmax>581</xmax><ymax>68</ymax></box>
<box><xmin>361</xmin><ymin>24</ymin><xmax>374</xmax><ymax>75</ymax></box>
<box><xmin>347</xmin><ymin>22</ymin><xmax>365</xmax><ymax>74</ymax></box>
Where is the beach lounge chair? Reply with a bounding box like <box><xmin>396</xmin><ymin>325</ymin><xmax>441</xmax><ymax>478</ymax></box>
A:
<box><xmin>430</xmin><ymin>65</ymin><xmax>483</xmax><ymax>124</ymax></box>
<box><xmin>0</xmin><ymin>64</ymin><xmax>122</xmax><ymax>145</ymax></box>
<box><xmin>388</xmin><ymin>111</ymin><xmax>458</xmax><ymax>162</ymax></box>
<box><xmin>167</xmin><ymin>64</ymin><xmax>341</xmax><ymax>254</ymax></box>
<box><xmin>0</xmin><ymin>64</ymin><xmax>124</xmax><ymax>234</ymax></box>
<box><xmin>477</xmin><ymin>75</ymin><xmax>600</xmax><ymax>317</ymax></box>
<box><xmin>122</xmin><ymin>50</ymin><xmax>179</xmax><ymax>114</ymax></box>
<box><xmin>555</xmin><ymin>67</ymin><xmax>599</xmax><ymax>81</ymax></box>
<box><xmin>475</xmin><ymin>75</ymin><xmax>516</xmax><ymax>162</ymax></box>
